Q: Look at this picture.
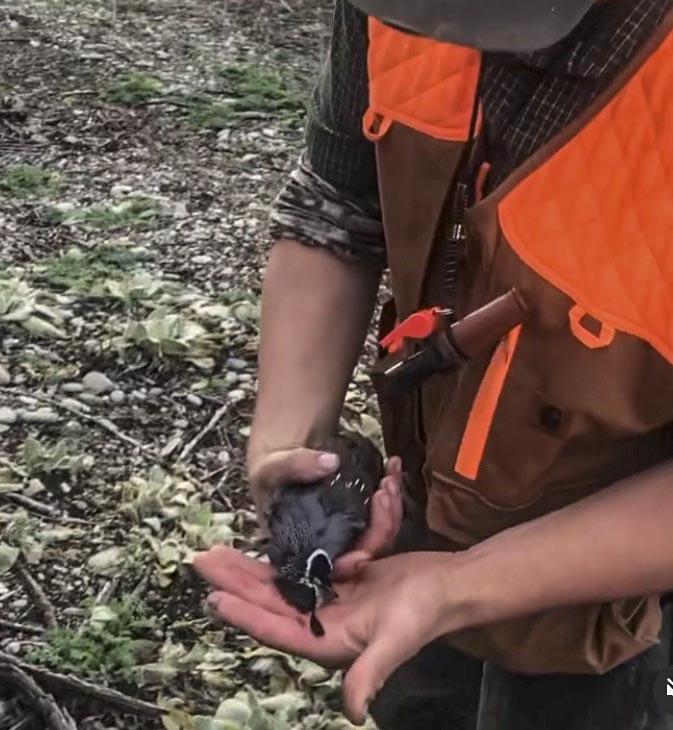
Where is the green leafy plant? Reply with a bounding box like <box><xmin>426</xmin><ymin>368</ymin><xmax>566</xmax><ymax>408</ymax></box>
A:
<box><xmin>36</xmin><ymin>244</ymin><xmax>148</xmax><ymax>292</ymax></box>
<box><xmin>0</xmin><ymin>165</ymin><xmax>60</xmax><ymax>197</ymax></box>
<box><xmin>115</xmin><ymin>307</ymin><xmax>220</xmax><ymax>369</ymax></box>
<box><xmin>0</xmin><ymin>509</ymin><xmax>83</xmax><ymax>566</ymax></box>
<box><xmin>104</xmin><ymin>72</ymin><xmax>164</xmax><ymax>105</ymax></box>
<box><xmin>217</xmin><ymin>63</ymin><xmax>306</xmax><ymax>116</ymax></box>
<box><xmin>20</xmin><ymin>437</ymin><xmax>94</xmax><ymax>482</ymax></box>
<box><xmin>0</xmin><ymin>277</ymin><xmax>72</xmax><ymax>339</ymax></box>
<box><xmin>119</xmin><ymin>467</ymin><xmax>236</xmax><ymax>587</ymax></box>
<box><xmin>178</xmin><ymin>63</ymin><xmax>307</xmax><ymax>129</ymax></box>
<box><xmin>49</xmin><ymin>196</ymin><xmax>166</xmax><ymax>230</ymax></box>
<box><xmin>28</xmin><ymin>596</ymin><xmax>156</xmax><ymax>679</ymax></box>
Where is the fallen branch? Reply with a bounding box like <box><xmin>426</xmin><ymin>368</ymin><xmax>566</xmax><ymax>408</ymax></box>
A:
<box><xmin>177</xmin><ymin>402</ymin><xmax>230</xmax><ymax>463</ymax></box>
<box><xmin>0</xmin><ymin>618</ymin><xmax>45</xmax><ymax>634</ymax></box>
<box><xmin>0</xmin><ymin>456</ymin><xmax>28</xmax><ymax>480</ymax></box>
<box><xmin>0</xmin><ymin>651</ymin><xmax>162</xmax><ymax>719</ymax></box>
<box><xmin>0</xmin><ymin>388</ymin><xmax>162</xmax><ymax>462</ymax></box>
<box><xmin>0</xmin><ymin>662</ymin><xmax>77</xmax><ymax>730</ymax></box>
<box><xmin>15</xmin><ymin>557</ymin><xmax>57</xmax><ymax>629</ymax></box>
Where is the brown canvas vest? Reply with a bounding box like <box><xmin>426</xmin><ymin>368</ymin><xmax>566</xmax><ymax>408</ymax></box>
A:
<box><xmin>365</xmin><ymin>11</ymin><xmax>673</xmax><ymax>674</ymax></box>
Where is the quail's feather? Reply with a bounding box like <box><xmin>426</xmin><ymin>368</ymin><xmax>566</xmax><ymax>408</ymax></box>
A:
<box><xmin>265</xmin><ymin>431</ymin><xmax>384</xmax><ymax>636</ymax></box>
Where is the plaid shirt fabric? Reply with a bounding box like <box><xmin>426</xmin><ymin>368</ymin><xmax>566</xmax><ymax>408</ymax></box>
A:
<box><xmin>269</xmin><ymin>0</ymin><xmax>672</xmax><ymax>267</ymax></box>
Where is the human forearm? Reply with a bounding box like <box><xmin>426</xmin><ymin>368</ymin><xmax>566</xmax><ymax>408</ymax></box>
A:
<box><xmin>442</xmin><ymin>460</ymin><xmax>673</xmax><ymax>635</ymax></box>
<box><xmin>248</xmin><ymin>238</ymin><xmax>380</xmax><ymax>466</ymax></box>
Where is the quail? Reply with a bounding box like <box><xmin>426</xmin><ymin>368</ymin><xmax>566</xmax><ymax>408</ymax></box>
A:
<box><xmin>265</xmin><ymin>431</ymin><xmax>384</xmax><ymax>637</ymax></box>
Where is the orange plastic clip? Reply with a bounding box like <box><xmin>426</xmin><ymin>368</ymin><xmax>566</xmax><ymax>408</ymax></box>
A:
<box><xmin>380</xmin><ymin>307</ymin><xmax>444</xmax><ymax>354</ymax></box>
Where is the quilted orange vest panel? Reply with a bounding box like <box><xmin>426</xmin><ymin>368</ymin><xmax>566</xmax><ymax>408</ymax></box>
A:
<box><xmin>498</xmin><ymin>27</ymin><xmax>673</xmax><ymax>366</ymax></box>
<box><xmin>363</xmin><ymin>18</ymin><xmax>481</xmax><ymax>142</ymax></box>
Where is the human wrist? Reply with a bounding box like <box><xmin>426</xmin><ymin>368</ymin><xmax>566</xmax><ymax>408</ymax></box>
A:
<box><xmin>430</xmin><ymin>542</ymin><xmax>525</xmax><ymax>639</ymax></box>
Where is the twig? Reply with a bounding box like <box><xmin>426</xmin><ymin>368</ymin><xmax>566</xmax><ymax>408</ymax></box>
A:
<box><xmin>15</xmin><ymin>558</ymin><xmax>56</xmax><ymax>629</ymax></box>
<box><xmin>0</xmin><ymin>618</ymin><xmax>45</xmax><ymax>635</ymax></box>
<box><xmin>0</xmin><ymin>651</ymin><xmax>162</xmax><ymax>719</ymax></box>
<box><xmin>0</xmin><ymin>663</ymin><xmax>77</xmax><ymax>730</ymax></box>
<box><xmin>177</xmin><ymin>402</ymin><xmax>230</xmax><ymax>463</ymax></box>
<box><xmin>0</xmin><ymin>457</ymin><xmax>28</xmax><ymax>480</ymax></box>
<box><xmin>0</xmin><ymin>388</ymin><xmax>162</xmax><ymax>462</ymax></box>
<box><xmin>2</xmin><ymin>492</ymin><xmax>58</xmax><ymax>517</ymax></box>
<box><xmin>0</xmin><ymin>589</ymin><xmax>20</xmax><ymax>604</ymax></box>
<box><xmin>278</xmin><ymin>0</ymin><xmax>293</xmax><ymax>11</ymax></box>
<box><xmin>139</xmin><ymin>97</ymin><xmax>196</xmax><ymax>110</ymax></box>
<box><xmin>130</xmin><ymin>566</ymin><xmax>153</xmax><ymax>599</ymax></box>
<box><xmin>60</xmin><ymin>90</ymin><xmax>97</xmax><ymax>98</ymax></box>
<box><xmin>0</xmin><ymin>492</ymin><xmax>92</xmax><ymax>525</ymax></box>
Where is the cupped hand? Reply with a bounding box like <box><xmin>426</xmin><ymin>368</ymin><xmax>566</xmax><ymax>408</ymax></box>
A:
<box><xmin>192</xmin><ymin>545</ymin><xmax>448</xmax><ymax>726</ymax></box>
<box><xmin>247</xmin><ymin>442</ymin><xmax>404</xmax><ymax>558</ymax></box>
<box><xmin>333</xmin><ymin>455</ymin><xmax>404</xmax><ymax>578</ymax></box>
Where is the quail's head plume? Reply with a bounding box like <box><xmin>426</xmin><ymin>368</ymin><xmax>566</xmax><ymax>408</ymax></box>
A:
<box><xmin>265</xmin><ymin>431</ymin><xmax>384</xmax><ymax>636</ymax></box>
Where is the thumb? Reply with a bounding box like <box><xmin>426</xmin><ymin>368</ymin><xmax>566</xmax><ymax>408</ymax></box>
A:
<box><xmin>341</xmin><ymin>633</ymin><xmax>418</xmax><ymax>726</ymax></box>
<box><xmin>260</xmin><ymin>447</ymin><xmax>340</xmax><ymax>490</ymax></box>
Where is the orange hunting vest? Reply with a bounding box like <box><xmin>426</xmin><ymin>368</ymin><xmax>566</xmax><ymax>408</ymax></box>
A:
<box><xmin>366</xmin><ymin>12</ymin><xmax>673</xmax><ymax>674</ymax></box>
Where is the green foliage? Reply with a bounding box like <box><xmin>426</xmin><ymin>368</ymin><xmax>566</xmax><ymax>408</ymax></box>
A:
<box><xmin>36</xmin><ymin>244</ymin><xmax>148</xmax><ymax>292</ymax></box>
<box><xmin>19</xmin><ymin>437</ymin><xmax>94</xmax><ymax>481</ymax></box>
<box><xmin>182</xmin><ymin>96</ymin><xmax>236</xmax><ymax>130</ymax></box>
<box><xmin>0</xmin><ymin>165</ymin><xmax>60</xmax><ymax>197</ymax></box>
<box><xmin>116</xmin><ymin>307</ymin><xmax>219</xmax><ymax>370</ymax></box>
<box><xmin>28</xmin><ymin>596</ymin><xmax>156</xmax><ymax>679</ymax></box>
<box><xmin>0</xmin><ymin>276</ymin><xmax>71</xmax><ymax>339</ymax></box>
<box><xmin>49</xmin><ymin>196</ymin><xmax>165</xmax><ymax>230</ymax></box>
<box><xmin>181</xmin><ymin>63</ymin><xmax>307</xmax><ymax>129</ymax></box>
<box><xmin>105</xmin><ymin>72</ymin><xmax>164</xmax><ymax>105</ymax></box>
<box><xmin>217</xmin><ymin>63</ymin><xmax>306</xmax><ymax>115</ymax></box>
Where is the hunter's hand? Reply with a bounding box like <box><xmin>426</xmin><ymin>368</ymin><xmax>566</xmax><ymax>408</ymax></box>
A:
<box><xmin>247</xmin><ymin>445</ymin><xmax>340</xmax><ymax>527</ymax></box>
<box><xmin>247</xmin><ymin>445</ymin><xmax>403</xmax><ymax>550</ymax></box>
<box><xmin>333</xmin><ymin>455</ymin><xmax>404</xmax><ymax>577</ymax></box>
<box><xmin>192</xmin><ymin>547</ymin><xmax>450</xmax><ymax>726</ymax></box>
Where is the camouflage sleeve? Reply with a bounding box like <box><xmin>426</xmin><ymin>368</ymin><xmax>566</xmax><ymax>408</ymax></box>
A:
<box><xmin>268</xmin><ymin>0</ymin><xmax>385</xmax><ymax>269</ymax></box>
<box><xmin>269</xmin><ymin>153</ymin><xmax>385</xmax><ymax>268</ymax></box>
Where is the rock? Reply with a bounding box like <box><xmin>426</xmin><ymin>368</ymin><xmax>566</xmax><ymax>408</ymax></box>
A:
<box><xmin>218</xmin><ymin>450</ymin><xmax>231</xmax><ymax>465</ymax></box>
<box><xmin>111</xmin><ymin>183</ymin><xmax>133</xmax><ymax>199</ymax></box>
<box><xmin>216</xmin><ymin>128</ymin><xmax>231</xmax><ymax>146</ymax></box>
<box><xmin>237</xmin><ymin>373</ymin><xmax>252</xmax><ymax>383</ymax></box>
<box><xmin>61</xmin><ymin>382</ymin><xmax>84</xmax><ymax>394</ymax></box>
<box><xmin>109</xmin><ymin>390</ymin><xmax>125</xmax><ymax>405</ymax></box>
<box><xmin>186</xmin><ymin>394</ymin><xmax>202</xmax><ymax>407</ymax></box>
<box><xmin>226</xmin><ymin>358</ymin><xmax>248</xmax><ymax>371</ymax></box>
<box><xmin>227</xmin><ymin>389</ymin><xmax>245</xmax><ymax>403</ymax></box>
<box><xmin>53</xmin><ymin>201</ymin><xmax>75</xmax><ymax>214</ymax></box>
<box><xmin>192</xmin><ymin>254</ymin><xmax>213</xmax><ymax>265</ymax></box>
<box><xmin>173</xmin><ymin>201</ymin><xmax>189</xmax><ymax>219</ymax></box>
<box><xmin>0</xmin><ymin>363</ymin><xmax>10</xmax><ymax>385</ymax></box>
<box><xmin>61</xmin><ymin>397</ymin><xmax>90</xmax><ymax>413</ymax></box>
<box><xmin>149</xmin><ymin>387</ymin><xmax>163</xmax><ymax>397</ymax></box>
<box><xmin>83</xmin><ymin>370</ymin><xmax>114</xmax><ymax>394</ymax></box>
<box><xmin>0</xmin><ymin>407</ymin><xmax>18</xmax><ymax>425</ymax></box>
<box><xmin>78</xmin><ymin>392</ymin><xmax>104</xmax><ymax>406</ymax></box>
<box><xmin>214</xmin><ymin>698</ymin><xmax>251</xmax><ymax>724</ymax></box>
<box><xmin>130</xmin><ymin>390</ymin><xmax>146</xmax><ymax>401</ymax></box>
<box><xmin>0</xmin><ymin>425</ymin><xmax>9</xmax><ymax>434</ymax></box>
<box><xmin>63</xmin><ymin>420</ymin><xmax>82</xmax><ymax>434</ymax></box>
<box><xmin>22</xmin><ymin>407</ymin><xmax>60</xmax><ymax>424</ymax></box>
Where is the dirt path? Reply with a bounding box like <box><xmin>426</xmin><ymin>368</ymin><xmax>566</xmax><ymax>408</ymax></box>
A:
<box><xmin>0</xmin><ymin>2</ymin><xmax>381</xmax><ymax>727</ymax></box>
